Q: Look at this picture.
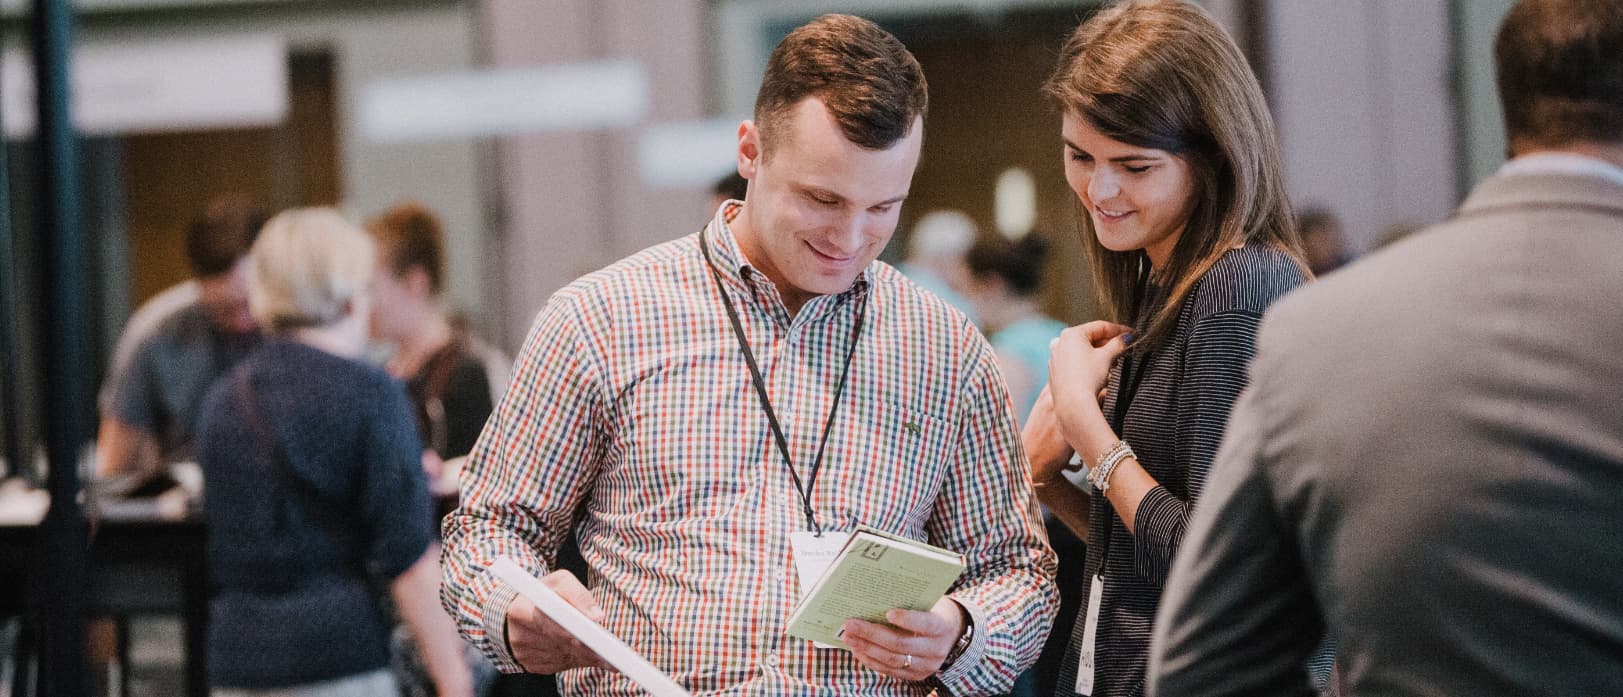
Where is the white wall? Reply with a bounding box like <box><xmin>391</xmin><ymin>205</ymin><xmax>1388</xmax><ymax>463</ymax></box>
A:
<box><xmin>1265</xmin><ymin>0</ymin><xmax>1458</xmax><ymax>252</ymax></box>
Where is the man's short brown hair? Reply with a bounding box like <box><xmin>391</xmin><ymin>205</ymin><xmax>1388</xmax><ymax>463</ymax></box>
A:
<box><xmin>1495</xmin><ymin>0</ymin><xmax>1623</xmax><ymax>147</ymax></box>
<box><xmin>185</xmin><ymin>194</ymin><xmax>267</xmax><ymax>278</ymax></box>
<box><xmin>753</xmin><ymin>14</ymin><xmax>928</xmax><ymax>155</ymax></box>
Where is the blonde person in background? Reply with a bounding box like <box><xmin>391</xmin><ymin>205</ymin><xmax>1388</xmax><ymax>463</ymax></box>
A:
<box><xmin>897</xmin><ymin>208</ymin><xmax>980</xmax><ymax>323</ymax></box>
<box><xmin>1020</xmin><ymin>2</ymin><xmax>1323</xmax><ymax>695</ymax></box>
<box><xmin>194</xmin><ymin>208</ymin><xmax>472</xmax><ymax>697</ymax></box>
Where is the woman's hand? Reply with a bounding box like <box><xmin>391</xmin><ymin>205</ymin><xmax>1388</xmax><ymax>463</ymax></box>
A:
<box><xmin>1047</xmin><ymin>321</ymin><xmax>1134</xmax><ymax>453</ymax></box>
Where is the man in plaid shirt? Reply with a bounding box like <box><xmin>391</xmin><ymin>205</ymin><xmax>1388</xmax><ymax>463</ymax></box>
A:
<box><xmin>442</xmin><ymin>14</ymin><xmax>1057</xmax><ymax>696</ymax></box>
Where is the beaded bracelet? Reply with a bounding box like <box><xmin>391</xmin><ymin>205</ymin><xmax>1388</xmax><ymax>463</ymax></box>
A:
<box><xmin>1089</xmin><ymin>440</ymin><xmax>1136</xmax><ymax>494</ymax></box>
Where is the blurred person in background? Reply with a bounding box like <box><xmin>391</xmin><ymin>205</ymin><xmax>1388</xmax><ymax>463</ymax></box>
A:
<box><xmin>963</xmin><ymin>233</ymin><xmax>1065</xmax><ymax>423</ymax></box>
<box><xmin>365</xmin><ymin>201</ymin><xmax>510</xmax><ymax>696</ymax></box>
<box><xmin>195</xmin><ymin>208</ymin><xmax>472</xmax><ymax>697</ymax></box>
<box><xmin>98</xmin><ymin>194</ymin><xmax>264</xmax><ymax>415</ymax></box>
<box><xmin>897</xmin><ymin>208</ymin><xmax>980</xmax><ymax>323</ymax></box>
<box><xmin>366</xmin><ymin>202</ymin><xmax>503</xmax><ymax>499</ymax></box>
<box><xmin>368</xmin><ymin>198</ymin><xmax>519</xmax><ymax>692</ymax></box>
<box><xmin>711</xmin><ymin>171</ymin><xmax>750</xmax><ymax>213</ymax></box>
<box><xmin>1150</xmin><ymin>1</ymin><xmax>1623</xmax><ymax>694</ymax></box>
<box><xmin>1020</xmin><ymin>2</ymin><xmax>1320</xmax><ymax>695</ymax></box>
<box><xmin>97</xmin><ymin>196</ymin><xmax>266</xmax><ymax>486</ymax></box>
<box><xmin>1297</xmin><ymin>206</ymin><xmax>1350</xmax><ymax>276</ymax></box>
<box><xmin>963</xmin><ymin>232</ymin><xmax>1073</xmax><ymax>697</ymax></box>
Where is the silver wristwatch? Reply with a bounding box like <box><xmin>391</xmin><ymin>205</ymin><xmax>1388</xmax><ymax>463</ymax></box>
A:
<box><xmin>939</xmin><ymin>613</ymin><xmax>975</xmax><ymax>671</ymax></box>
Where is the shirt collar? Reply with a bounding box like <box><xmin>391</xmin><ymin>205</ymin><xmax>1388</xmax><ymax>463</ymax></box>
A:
<box><xmin>1497</xmin><ymin>152</ymin><xmax>1623</xmax><ymax>187</ymax></box>
<box><xmin>701</xmin><ymin>201</ymin><xmax>753</xmax><ymax>283</ymax></box>
<box><xmin>701</xmin><ymin>201</ymin><xmax>873</xmax><ymax>301</ymax></box>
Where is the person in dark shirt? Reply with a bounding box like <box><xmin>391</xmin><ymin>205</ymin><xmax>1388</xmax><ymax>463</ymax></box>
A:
<box><xmin>1019</xmin><ymin>2</ymin><xmax>1314</xmax><ymax>695</ymax></box>
<box><xmin>364</xmin><ymin>202</ymin><xmax>500</xmax><ymax>496</ymax></box>
<box><xmin>365</xmin><ymin>201</ymin><xmax>512</xmax><ymax>696</ymax></box>
<box><xmin>195</xmin><ymin>207</ymin><xmax>472</xmax><ymax>697</ymax></box>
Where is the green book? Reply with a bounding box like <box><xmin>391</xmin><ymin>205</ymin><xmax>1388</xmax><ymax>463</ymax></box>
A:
<box><xmin>786</xmin><ymin>526</ymin><xmax>966</xmax><ymax>649</ymax></box>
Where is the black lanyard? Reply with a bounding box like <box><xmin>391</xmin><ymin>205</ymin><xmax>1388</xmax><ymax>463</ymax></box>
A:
<box><xmin>698</xmin><ymin>231</ymin><xmax>867</xmax><ymax>536</ymax></box>
<box><xmin>1111</xmin><ymin>352</ymin><xmax>1152</xmax><ymax>434</ymax></box>
<box><xmin>1111</xmin><ymin>268</ymin><xmax>1157</xmax><ymax>433</ymax></box>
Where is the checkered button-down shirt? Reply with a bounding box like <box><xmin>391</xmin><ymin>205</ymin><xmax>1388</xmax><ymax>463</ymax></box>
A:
<box><xmin>442</xmin><ymin>206</ymin><xmax>1058</xmax><ymax>696</ymax></box>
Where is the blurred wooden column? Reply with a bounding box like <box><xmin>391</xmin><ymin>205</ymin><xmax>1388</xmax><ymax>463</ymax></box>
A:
<box><xmin>1263</xmin><ymin>0</ymin><xmax>1457</xmax><ymax>252</ymax></box>
<box><xmin>478</xmin><ymin>0</ymin><xmax>709</xmax><ymax>349</ymax></box>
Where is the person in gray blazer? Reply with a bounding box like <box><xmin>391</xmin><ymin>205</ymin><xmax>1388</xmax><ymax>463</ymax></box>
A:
<box><xmin>1146</xmin><ymin>1</ymin><xmax>1623</xmax><ymax>695</ymax></box>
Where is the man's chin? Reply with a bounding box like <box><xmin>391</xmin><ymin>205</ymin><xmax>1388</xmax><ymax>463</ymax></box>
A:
<box><xmin>795</xmin><ymin>272</ymin><xmax>863</xmax><ymax>297</ymax></box>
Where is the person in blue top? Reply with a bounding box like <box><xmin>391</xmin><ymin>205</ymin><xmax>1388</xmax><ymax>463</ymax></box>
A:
<box><xmin>963</xmin><ymin>234</ymin><xmax>1065</xmax><ymax>424</ymax></box>
<box><xmin>195</xmin><ymin>208</ymin><xmax>473</xmax><ymax>697</ymax></box>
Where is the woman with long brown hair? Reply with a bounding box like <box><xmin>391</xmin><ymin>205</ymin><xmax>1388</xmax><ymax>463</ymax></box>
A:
<box><xmin>1021</xmin><ymin>2</ymin><xmax>1316</xmax><ymax>694</ymax></box>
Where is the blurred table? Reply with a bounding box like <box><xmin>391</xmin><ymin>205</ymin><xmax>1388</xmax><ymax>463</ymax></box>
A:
<box><xmin>1</xmin><ymin>496</ymin><xmax>207</xmax><ymax>697</ymax></box>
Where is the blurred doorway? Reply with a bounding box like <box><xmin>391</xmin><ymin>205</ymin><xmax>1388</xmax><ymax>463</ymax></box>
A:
<box><xmin>896</xmin><ymin>6</ymin><xmax>1099</xmax><ymax>325</ymax></box>
<box><xmin>121</xmin><ymin>51</ymin><xmax>340</xmax><ymax>306</ymax></box>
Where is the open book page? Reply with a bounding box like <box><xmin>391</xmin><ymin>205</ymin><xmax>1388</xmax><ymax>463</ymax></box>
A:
<box><xmin>490</xmin><ymin>557</ymin><xmax>694</xmax><ymax>697</ymax></box>
<box><xmin>786</xmin><ymin>529</ymin><xmax>965</xmax><ymax>649</ymax></box>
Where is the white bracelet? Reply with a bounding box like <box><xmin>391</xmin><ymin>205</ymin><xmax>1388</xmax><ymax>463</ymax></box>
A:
<box><xmin>1087</xmin><ymin>441</ymin><xmax>1128</xmax><ymax>488</ymax></box>
<box><xmin>1089</xmin><ymin>440</ymin><xmax>1136</xmax><ymax>494</ymax></box>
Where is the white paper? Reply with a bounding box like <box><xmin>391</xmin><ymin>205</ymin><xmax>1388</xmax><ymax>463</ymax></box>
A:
<box><xmin>490</xmin><ymin>557</ymin><xmax>693</xmax><ymax>697</ymax></box>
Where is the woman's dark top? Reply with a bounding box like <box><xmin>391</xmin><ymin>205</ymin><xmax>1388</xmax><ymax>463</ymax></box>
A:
<box><xmin>196</xmin><ymin>340</ymin><xmax>434</xmax><ymax>689</ymax></box>
<box><xmin>405</xmin><ymin>340</ymin><xmax>493</xmax><ymax>460</ymax></box>
<box><xmin>1056</xmin><ymin>246</ymin><xmax>1307</xmax><ymax>697</ymax></box>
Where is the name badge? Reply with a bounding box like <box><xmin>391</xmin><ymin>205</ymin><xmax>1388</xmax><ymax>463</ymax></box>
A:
<box><xmin>789</xmin><ymin>530</ymin><xmax>850</xmax><ymax>600</ymax></box>
<box><xmin>1075</xmin><ymin>574</ymin><xmax>1104</xmax><ymax>696</ymax></box>
<box><xmin>789</xmin><ymin>530</ymin><xmax>850</xmax><ymax>649</ymax></box>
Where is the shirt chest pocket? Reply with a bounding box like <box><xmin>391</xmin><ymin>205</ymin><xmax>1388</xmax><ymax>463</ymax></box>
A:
<box><xmin>816</xmin><ymin>403</ymin><xmax>955</xmax><ymax>534</ymax></box>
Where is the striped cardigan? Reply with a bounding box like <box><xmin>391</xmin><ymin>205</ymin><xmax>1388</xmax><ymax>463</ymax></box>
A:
<box><xmin>1055</xmin><ymin>245</ymin><xmax>1310</xmax><ymax>697</ymax></box>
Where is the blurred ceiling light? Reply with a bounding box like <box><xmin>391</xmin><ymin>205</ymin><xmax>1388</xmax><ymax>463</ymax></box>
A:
<box><xmin>995</xmin><ymin>167</ymin><xmax>1037</xmax><ymax>239</ymax></box>
<box><xmin>636</xmin><ymin>118</ymin><xmax>744</xmax><ymax>189</ymax></box>
<box><xmin>1</xmin><ymin>0</ymin><xmax>301</xmax><ymax>15</ymax></box>
<box><xmin>2</xmin><ymin>35</ymin><xmax>286</xmax><ymax>138</ymax></box>
<box><xmin>357</xmin><ymin>61</ymin><xmax>648</xmax><ymax>143</ymax></box>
